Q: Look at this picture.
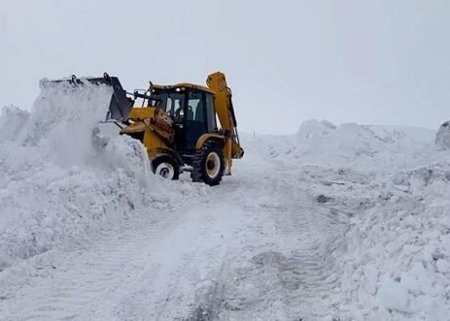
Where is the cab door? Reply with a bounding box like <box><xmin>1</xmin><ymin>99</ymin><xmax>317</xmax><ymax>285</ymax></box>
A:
<box><xmin>184</xmin><ymin>91</ymin><xmax>208</xmax><ymax>152</ymax></box>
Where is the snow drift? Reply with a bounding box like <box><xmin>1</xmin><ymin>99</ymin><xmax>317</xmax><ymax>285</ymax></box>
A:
<box><xmin>244</xmin><ymin>121</ymin><xmax>450</xmax><ymax>320</ymax></box>
<box><xmin>337</xmin><ymin>162</ymin><xmax>450</xmax><ymax>320</ymax></box>
<box><xmin>253</xmin><ymin>119</ymin><xmax>441</xmax><ymax>173</ymax></box>
<box><xmin>0</xmin><ymin>82</ymin><xmax>173</xmax><ymax>269</ymax></box>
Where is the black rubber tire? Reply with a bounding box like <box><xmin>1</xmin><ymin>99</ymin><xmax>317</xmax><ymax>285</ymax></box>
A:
<box><xmin>191</xmin><ymin>141</ymin><xmax>225</xmax><ymax>186</ymax></box>
<box><xmin>151</xmin><ymin>156</ymin><xmax>180</xmax><ymax>180</ymax></box>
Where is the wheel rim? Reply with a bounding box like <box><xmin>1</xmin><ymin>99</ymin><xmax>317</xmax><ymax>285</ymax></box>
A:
<box><xmin>155</xmin><ymin>162</ymin><xmax>175</xmax><ymax>179</ymax></box>
<box><xmin>206</xmin><ymin>152</ymin><xmax>221</xmax><ymax>179</ymax></box>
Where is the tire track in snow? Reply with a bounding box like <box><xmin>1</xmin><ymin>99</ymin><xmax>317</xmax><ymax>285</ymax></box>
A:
<box><xmin>212</xmin><ymin>166</ymin><xmax>353</xmax><ymax>321</ymax></box>
<box><xmin>113</xmin><ymin>201</ymin><xmax>247</xmax><ymax>321</ymax></box>
<box><xmin>0</xmin><ymin>207</ymin><xmax>188</xmax><ymax>321</ymax></box>
<box><xmin>270</xmin><ymin>170</ymin><xmax>355</xmax><ymax>320</ymax></box>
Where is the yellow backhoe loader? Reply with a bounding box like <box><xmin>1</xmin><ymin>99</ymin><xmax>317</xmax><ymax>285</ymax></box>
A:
<box><xmin>47</xmin><ymin>72</ymin><xmax>244</xmax><ymax>185</ymax></box>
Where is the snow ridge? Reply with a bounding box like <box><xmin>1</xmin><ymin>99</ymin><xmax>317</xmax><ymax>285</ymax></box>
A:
<box><xmin>256</xmin><ymin>119</ymin><xmax>438</xmax><ymax>172</ymax></box>
<box><xmin>0</xmin><ymin>83</ymin><xmax>165</xmax><ymax>270</ymax></box>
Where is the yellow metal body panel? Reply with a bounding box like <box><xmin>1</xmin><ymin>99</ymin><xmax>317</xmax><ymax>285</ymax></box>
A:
<box><xmin>119</xmin><ymin>120</ymin><xmax>168</xmax><ymax>156</ymax></box>
<box><xmin>206</xmin><ymin>73</ymin><xmax>232</xmax><ymax>130</ymax></box>
<box><xmin>121</xmin><ymin>107</ymin><xmax>174</xmax><ymax>159</ymax></box>
<box><xmin>143</xmin><ymin>128</ymin><xmax>169</xmax><ymax>158</ymax></box>
<box><xmin>121</xmin><ymin>121</ymin><xmax>146</xmax><ymax>133</ymax></box>
<box><xmin>128</xmin><ymin>107</ymin><xmax>155</xmax><ymax>121</ymax></box>
<box><xmin>195</xmin><ymin>134</ymin><xmax>225</xmax><ymax>150</ymax></box>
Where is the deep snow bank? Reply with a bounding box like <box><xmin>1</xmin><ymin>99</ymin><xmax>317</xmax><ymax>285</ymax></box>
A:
<box><xmin>245</xmin><ymin>121</ymin><xmax>450</xmax><ymax>320</ymax></box>
<box><xmin>337</xmin><ymin>163</ymin><xmax>450</xmax><ymax>320</ymax></box>
<box><xmin>252</xmin><ymin>119</ymin><xmax>440</xmax><ymax>172</ymax></box>
<box><xmin>0</xmin><ymin>82</ymin><xmax>179</xmax><ymax>269</ymax></box>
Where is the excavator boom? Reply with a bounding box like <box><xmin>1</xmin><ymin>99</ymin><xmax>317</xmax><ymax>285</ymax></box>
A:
<box><xmin>206</xmin><ymin>72</ymin><xmax>244</xmax><ymax>159</ymax></box>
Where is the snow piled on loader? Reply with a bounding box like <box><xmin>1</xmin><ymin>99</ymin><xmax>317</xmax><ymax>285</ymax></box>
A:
<box><xmin>0</xmin><ymin>82</ymin><xmax>176</xmax><ymax>269</ymax></box>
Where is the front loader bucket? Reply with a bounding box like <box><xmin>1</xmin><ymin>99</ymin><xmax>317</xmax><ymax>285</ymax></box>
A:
<box><xmin>41</xmin><ymin>73</ymin><xmax>133</xmax><ymax>122</ymax></box>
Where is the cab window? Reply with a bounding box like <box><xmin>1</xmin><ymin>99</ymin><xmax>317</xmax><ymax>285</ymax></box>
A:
<box><xmin>161</xmin><ymin>93</ymin><xmax>184</xmax><ymax>118</ymax></box>
<box><xmin>187</xmin><ymin>91</ymin><xmax>204</xmax><ymax>122</ymax></box>
<box><xmin>205</xmin><ymin>93</ymin><xmax>217</xmax><ymax>131</ymax></box>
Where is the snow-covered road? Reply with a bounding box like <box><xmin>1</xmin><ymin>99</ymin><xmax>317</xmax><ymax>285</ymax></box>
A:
<box><xmin>0</xmin><ymin>150</ymin><xmax>349</xmax><ymax>321</ymax></box>
<box><xmin>1</xmin><ymin>86</ymin><xmax>450</xmax><ymax>320</ymax></box>
<box><xmin>0</xmin><ymin>133</ymin><xmax>371</xmax><ymax>321</ymax></box>
<box><xmin>5</xmin><ymin>141</ymin><xmax>448</xmax><ymax>321</ymax></box>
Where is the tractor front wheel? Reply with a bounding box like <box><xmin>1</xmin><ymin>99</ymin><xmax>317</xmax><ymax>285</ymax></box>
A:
<box><xmin>151</xmin><ymin>156</ymin><xmax>180</xmax><ymax>180</ymax></box>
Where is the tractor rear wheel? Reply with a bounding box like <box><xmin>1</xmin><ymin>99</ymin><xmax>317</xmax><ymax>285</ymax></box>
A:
<box><xmin>191</xmin><ymin>141</ymin><xmax>225</xmax><ymax>186</ymax></box>
<box><xmin>151</xmin><ymin>156</ymin><xmax>180</xmax><ymax>180</ymax></box>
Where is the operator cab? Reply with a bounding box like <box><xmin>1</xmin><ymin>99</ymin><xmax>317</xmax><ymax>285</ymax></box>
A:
<box><xmin>151</xmin><ymin>85</ymin><xmax>218</xmax><ymax>154</ymax></box>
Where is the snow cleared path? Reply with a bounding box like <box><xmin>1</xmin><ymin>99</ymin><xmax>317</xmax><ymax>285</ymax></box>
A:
<box><xmin>0</xmin><ymin>147</ymin><xmax>358</xmax><ymax>321</ymax></box>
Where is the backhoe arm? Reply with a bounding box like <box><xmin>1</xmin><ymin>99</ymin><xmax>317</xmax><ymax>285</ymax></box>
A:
<box><xmin>206</xmin><ymin>72</ymin><xmax>244</xmax><ymax>163</ymax></box>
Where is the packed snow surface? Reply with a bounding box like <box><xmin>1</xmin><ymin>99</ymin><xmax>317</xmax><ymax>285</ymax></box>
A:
<box><xmin>0</xmin><ymin>85</ymin><xmax>449</xmax><ymax>321</ymax></box>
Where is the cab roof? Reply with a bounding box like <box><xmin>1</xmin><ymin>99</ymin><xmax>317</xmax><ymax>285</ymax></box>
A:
<box><xmin>152</xmin><ymin>83</ymin><xmax>216</xmax><ymax>95</ymax></box>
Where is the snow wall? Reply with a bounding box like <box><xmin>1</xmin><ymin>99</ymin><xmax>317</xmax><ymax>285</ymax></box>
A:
<box><xmin>0</xmin><ymin>82</ymin><xmax>175</xmax><ymax>269</ymax></box>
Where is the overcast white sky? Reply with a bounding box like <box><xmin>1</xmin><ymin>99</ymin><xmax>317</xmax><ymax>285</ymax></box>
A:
<box><xmin>1</xmin><ymin>0</ymin><xmax>449</xmax><ymax>134</ymax></box>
